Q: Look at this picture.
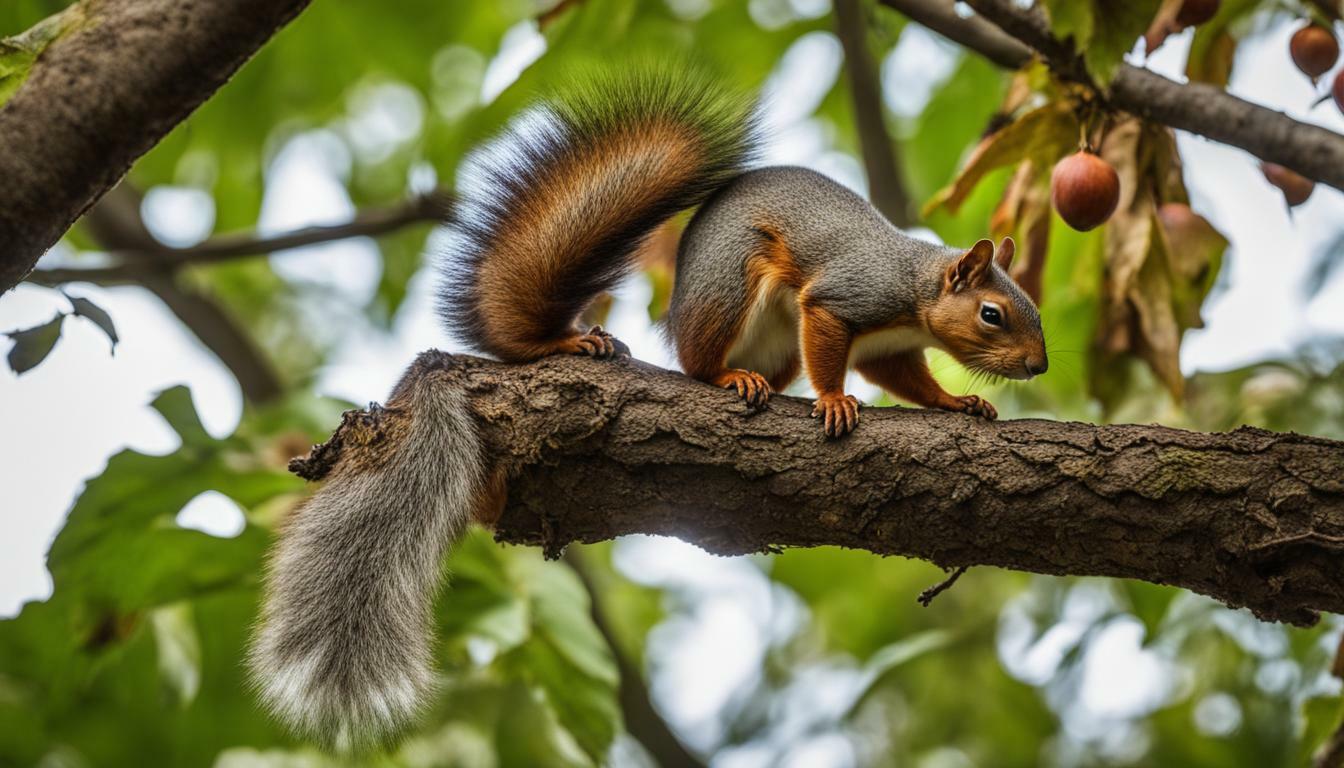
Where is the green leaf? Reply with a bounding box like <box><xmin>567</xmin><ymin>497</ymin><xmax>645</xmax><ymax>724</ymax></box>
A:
<box><xmin>64</xmin><ymin>293</ymin><xmax>119</xmax><ymax>352</ymax></box>
<box><xmin>150</xmin><ymin>386</ymin><xmax>213</xmax><ymax>447</ymax></box>
<box><xmin>516</xmin><ymin>557</ymin><xmax>621</xmax><ymax>765</ymax></box>
<box><xmin>1040</xmin><ymin>0</ymin><xmax>1095</xmax><ymax>53</ymax></box>
<box><xmin>1041</xmin><ymin>0</ymin><xmax>1161</xmax><ymax>83</ymax></box>
<box><xmin>5</xmin><ymin>312</ymin><xmax>64</xmax><ymax>374</ymax></box>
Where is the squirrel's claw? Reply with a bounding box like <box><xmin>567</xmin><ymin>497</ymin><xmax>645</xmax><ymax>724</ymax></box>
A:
<box><xmin>567</xmin><ymin>325</ymin><xmax>628</xmax><ymax>359</ymax></box>
<box><xmin>949</xmin><ymin>394</ymin><xmax>997</xmax><ymax>421</ymax></box>
<box><xmin>713</xmin><ymin>369</ymin><xmax>772</xmax><ymax>409</ymax></box>
<box><xmin>812</xmin><ymin>393</ymin><xmax>860</xmax><ymax>438</ymax></box>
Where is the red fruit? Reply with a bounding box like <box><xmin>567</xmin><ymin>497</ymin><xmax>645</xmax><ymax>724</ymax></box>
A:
<box><xmin>1290</xmin><ymin>24</ymin><xmax>1340</xmax><ymax>80</ymax></box>
<box><xmin>1261</xmin><ymin>162</ymin><xmax>1315</xmax><ymax>207</ymax></box>
<box><xmin>1334</xmin><ymin>67</ymin><xmax>1344</xmax><ymax>113</ymax></box>
<box><xmin>1051</xmin><ymin>152</ymin><xmax>1121</xmax><ymax>232</ymax></box>
<box><xmin>1175</xmin><ymin>0</ymin><xmax>1220</xmax><ymax>27</ymax></box>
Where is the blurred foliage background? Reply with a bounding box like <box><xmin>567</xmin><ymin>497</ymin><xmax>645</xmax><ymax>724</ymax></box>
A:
<box><xmin>3</xmin><ymin>0</ymin><xmax>1344</xmax><ymax>766</ymax></box>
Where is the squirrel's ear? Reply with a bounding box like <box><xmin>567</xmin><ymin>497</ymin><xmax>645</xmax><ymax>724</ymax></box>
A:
<box><xmin>994</xmin><ymin>237</ymin><xmax>1015</xmax><ymax>270</ymax></box>
<box><xmin>946</xmin><ymin>239</ymin><xmax>994</xmax><ymax>293</ymax></box>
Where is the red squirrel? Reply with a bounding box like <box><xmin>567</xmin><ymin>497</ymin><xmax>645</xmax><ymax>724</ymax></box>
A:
<box><xmin>250</xmin><ymin>69</ymin><xmax>1047</xmax><ymax>750</ymax></box>
<box><xmin>442</xmin><ymin>72</ymin><xmax>1046</xmax><ymax>436</ymax></box>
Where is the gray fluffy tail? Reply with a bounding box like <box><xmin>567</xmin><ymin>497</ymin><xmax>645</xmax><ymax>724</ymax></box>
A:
<box><xmin>248</xmin><ymin>366</ymin><xmax>482</xmax><ymax>751</ymax></box>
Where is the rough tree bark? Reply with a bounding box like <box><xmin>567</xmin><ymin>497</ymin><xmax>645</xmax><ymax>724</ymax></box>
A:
<box><xmin>292</xmin><ymin>351</ymin><xmax>1344</xmax><ymax>628</ymax></box>
<box><xmin>0</xmin><ymin>0</ymin><xmax>312</xmax><ymax>292</ymax></box>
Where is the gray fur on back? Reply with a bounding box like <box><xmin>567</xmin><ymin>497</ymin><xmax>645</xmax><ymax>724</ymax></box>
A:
<box><xmin>672</xmin><ymin>166</ymin><xmax>1028</xmax><ymax>329</ymax></box>
<box><xmin>248</xmin><ymin>380</ymin><xmax>482</xmax><ymax>751</ymax></box>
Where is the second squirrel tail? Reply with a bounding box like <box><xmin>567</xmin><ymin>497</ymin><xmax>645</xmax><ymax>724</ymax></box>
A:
<box><xmin>440</xmin><ymin>67</ymin><xmax>760</xmax><ymax>361</ymax></box>
<box><xmin>248</xmin><ymin>354</ymin><xmax>484</xmax><ymax>751</ymax></box>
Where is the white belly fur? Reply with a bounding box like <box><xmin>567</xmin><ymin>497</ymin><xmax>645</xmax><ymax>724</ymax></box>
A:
<box><xmin>847</xmin><ymin>326</ymin><xmax>941</xmax><ymax>366</ymax></box>
<box><xmin>726</xmin><ymin>282</ymin><xmax>943</xmax><ymax>375</ymax></box>
<box><xmin>725</xmin><ymin>278</ymin><xmax>799</xmax><ymax>376</ymax></box>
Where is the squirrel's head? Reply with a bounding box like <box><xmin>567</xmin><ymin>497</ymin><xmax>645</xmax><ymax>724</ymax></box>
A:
<box><xmin>925</xmin><ymin>238</ymin><xmax>1047</xmax><ymax>380</ymax></box>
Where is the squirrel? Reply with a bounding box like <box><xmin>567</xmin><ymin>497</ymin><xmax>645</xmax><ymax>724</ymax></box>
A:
<box><xmin>249</xmin><ymin>68</ymin><xmax>1047</xmax><ymax>750</ymax></box>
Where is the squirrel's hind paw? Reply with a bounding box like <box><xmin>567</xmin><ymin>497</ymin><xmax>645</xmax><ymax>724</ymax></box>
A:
<box><xmin>563</xmin><ymin>325</ymin><xmax>629</xmax><ymax>359</ymax></box>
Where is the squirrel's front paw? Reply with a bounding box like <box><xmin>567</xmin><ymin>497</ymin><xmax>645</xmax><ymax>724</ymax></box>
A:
<box><xmin>811</xmin><ymin>393</ymin><xmax>860</xmax><ymax>437</ymax></box>
<box><xmin>946</xmin><ymin>394</ymin><xmax>997</xmax><ymax>420</ymax></box>
<box><xmin>713</xmin><ymin>369</ymin><xmax>772</xmax><ymax>409</ymax></box>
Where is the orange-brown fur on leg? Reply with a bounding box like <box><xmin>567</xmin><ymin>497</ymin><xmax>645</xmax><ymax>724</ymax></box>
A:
<box><xmin>800</xmin><ymin>302</ymin><xmax>858</xmax><ymax>437</ymax></box>
<box><xmin>855</xmin><ymin>351</ymin><xmax>998</xmax><ymax>420</ymax></box>
<box><xmin>676</xmin><ymin>225</ymin><xmax>801</xmax><ymax>408</ymax></box>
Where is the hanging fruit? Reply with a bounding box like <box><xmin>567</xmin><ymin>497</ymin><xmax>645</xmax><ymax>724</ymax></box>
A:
<box><xmin>1261</xmin><ymin>162</ymin><xmax>1315</xmax><ymax>207</ymax></box>
<box><xmin>1051</xmin><ymin>151</ymin><xmax>1121</xmax><ymax>232</ymax></box>
<box><xmin>1176</xmin><ymin>0</ymin><xmax>1221</xmax><ymax>27</ymax></box>
<box><xmin>1289</xmin><ymin>23</ymin><xmax>1340</xmax><ymax>81</ymax></box>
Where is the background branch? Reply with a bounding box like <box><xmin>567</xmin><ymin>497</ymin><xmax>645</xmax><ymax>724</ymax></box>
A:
<box><xmin>70</xmin><ymin>183</ymin><xmax>285</xmax><ymax>404</ymax></box>
<box><xmin>27</xmin><ymin>189</ymin><xmax>453</xmax><ymax>287</ymax></box>
<box><xmin>834</xmin><ymin>0</ymin><xmax>915</xmax><ymax>227</ymax></box>
<box><xmin>0</xmin><ymin>0</ymin><xmax>313</xmax><ymax>293</ymax></box>
<box><xmin>563</xmin><ymin>549</ymin><xmax>708</xmax><ymax>768</ymax></box>
<box><xmin>875</xmin><ymin>0</ymin><xmax>1031</xmax><ymax>69</ymax></box>
<box><xmin>303</xmin><ymin>352</ymin><xmax>1344</xmax><ymax>628</ymax></box>
<box><xmin>881</xmin><ymin>0</ymin><xmax>1344</xmax><ymax>191</ymax></box>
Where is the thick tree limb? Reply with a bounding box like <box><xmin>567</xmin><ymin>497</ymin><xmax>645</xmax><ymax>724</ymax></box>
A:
<box><xmin>0</xmin><ymin>0</ymin><xmax>313</xmax><ymax>293</ymax></box>
<box><xmin>880</xmin><ymin>0</ymin><xmax>1344</xmax><ymax>191</ymax></box>
<box><xmin>296</xmin><ymin>351</ymin><xmax>1344</xmax><ymax>628</ymax></box>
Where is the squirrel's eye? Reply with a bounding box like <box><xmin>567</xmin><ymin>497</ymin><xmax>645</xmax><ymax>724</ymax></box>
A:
<box><xmin>980</xmin><ymin>304</ymin><xmax>1003</xmax><ymax>327</ymax></box>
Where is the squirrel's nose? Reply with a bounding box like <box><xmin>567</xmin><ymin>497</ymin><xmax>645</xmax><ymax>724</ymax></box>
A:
<box><xmin>1025</xmin><ymin>355</ymin><xmax>1048</xmax><ymax>376</ymax></box>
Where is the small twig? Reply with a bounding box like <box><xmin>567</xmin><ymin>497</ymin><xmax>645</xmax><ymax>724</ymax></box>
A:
<box><xmin>917</xmin><ymin>565</ymin><xmax>969</xmax><ymax>607</ymax></box>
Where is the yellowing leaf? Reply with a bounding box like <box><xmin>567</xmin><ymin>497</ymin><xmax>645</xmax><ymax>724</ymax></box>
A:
<box><xmin>990</xmin><ymin>159</ymin><xmax>1052</xmax><ymax>303</ymax></box>
<box><xmin>925</xmin><ymin>101</ymin><xmax>1078</xmax><ymax>217</ymax></box>
<box><xmin>1093</xmin><ymin>119</ymin><xmax>1227</xmax><ymax>402</ymax></box>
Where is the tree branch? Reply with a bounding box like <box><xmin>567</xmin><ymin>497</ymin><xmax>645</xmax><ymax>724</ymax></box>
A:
<box><xmin>26</xmin><ymin>190</ymin><xmax>453</xmax><ymax>287</ymax></box>
<box><xmin>72</xmin><ymin>183</ymin><xmax>285</xmax><ymax>404</ymax></box>
<box><xmin>880</xmin><ymin>0</ymin><xmax>1344</xmax><ymax>191</ymax></box>
<box><xmin>563</xmin><ymin>548</ymin><xmax>708</xmax><ymax>768</ymax></box>
<box><xmin>876</xmin><ymin>0</ymin><xmax>1032</xmax><ymax>69</ymax></box>
<box><xmin>834</xmin><ymin>0</ymin><xmax>915</xmax><ymax>227</ymax></box>
<box><xmin>0</xmin><ymin>0</ymin><xmax>313</xmax><ymax>293</ymax></box>
<box><xmin>298</xmin><ymin>351</ymin><xmax>1344</xmax><ymax>628</ymax></box>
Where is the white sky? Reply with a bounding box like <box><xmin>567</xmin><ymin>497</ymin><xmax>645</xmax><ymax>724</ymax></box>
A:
<box><xmin>2</xmin><ymin>10</ymin><xmax>1344</xmax><ymax>765</ymax></box>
